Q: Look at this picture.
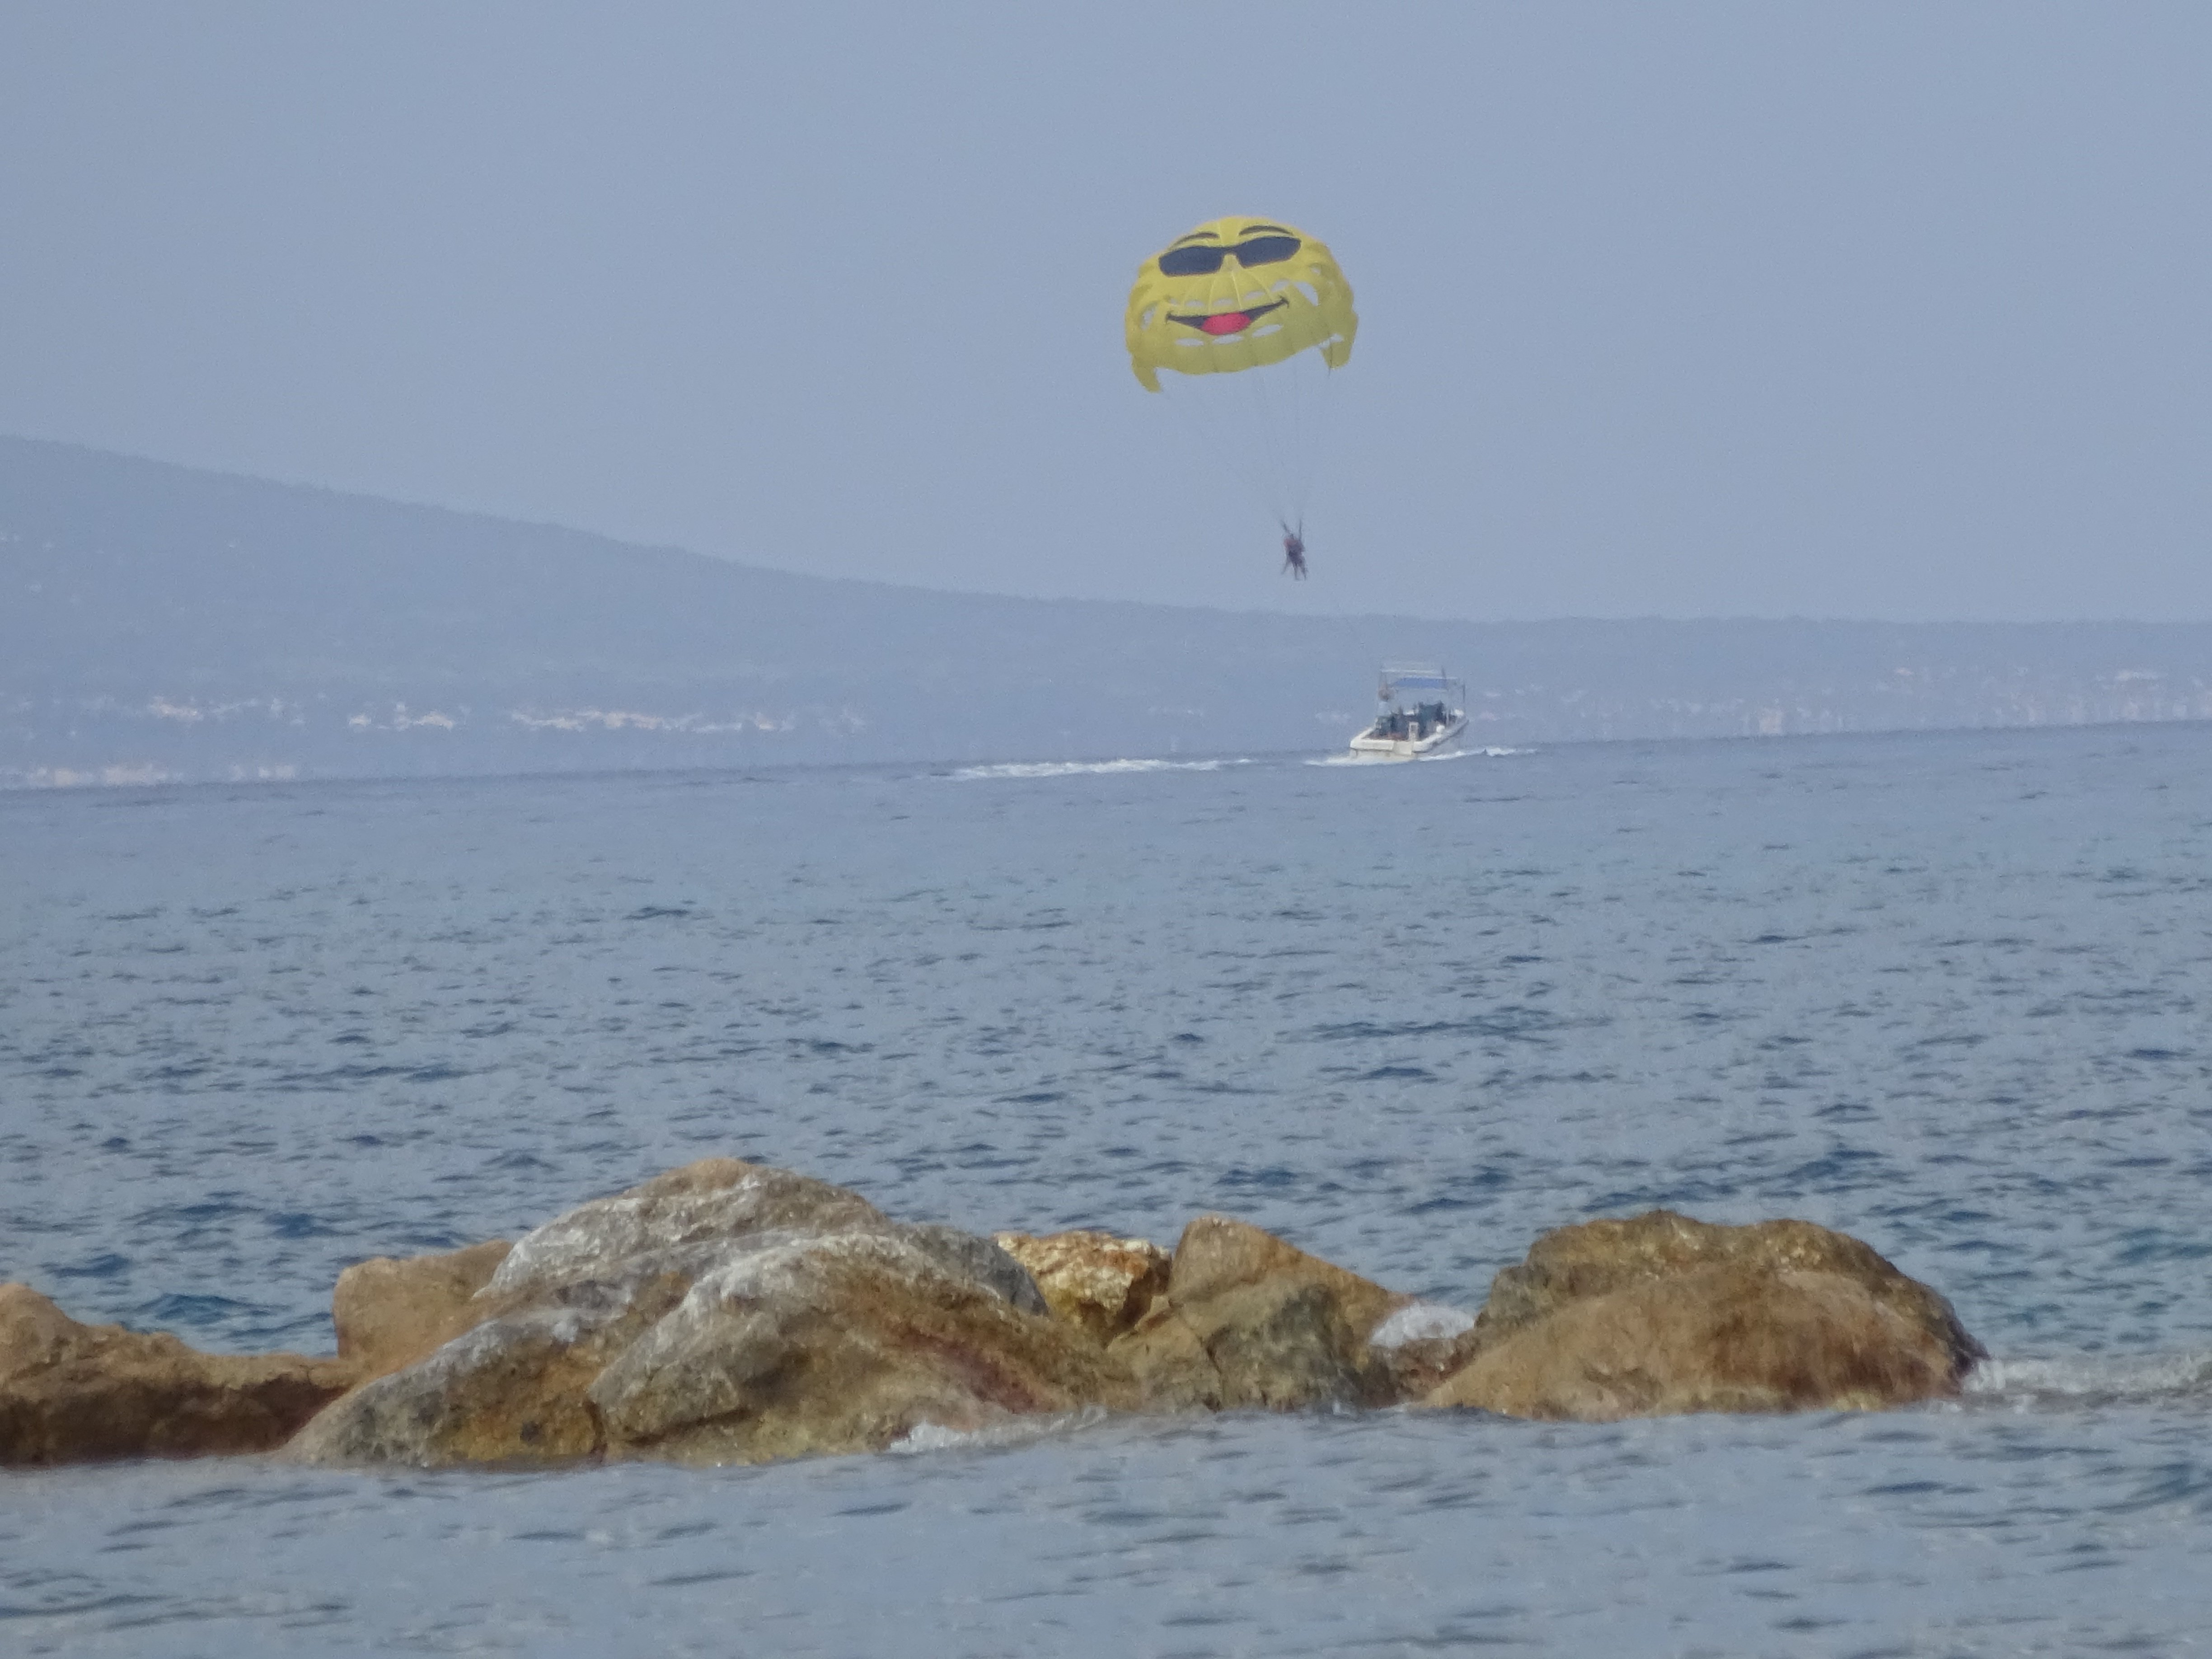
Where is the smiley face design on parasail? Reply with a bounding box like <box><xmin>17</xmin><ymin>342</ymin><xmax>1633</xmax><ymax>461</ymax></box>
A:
<box><xmin>1124</xmin><ymin>216</ymin><xmax>1357</xmax><ymax>391</ymax></box>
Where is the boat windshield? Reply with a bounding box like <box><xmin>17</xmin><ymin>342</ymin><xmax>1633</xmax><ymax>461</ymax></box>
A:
<box><xmin>1358</xmin><ymin>665</ymin><xmax>1465</xmax><ymax>750</ymax></box>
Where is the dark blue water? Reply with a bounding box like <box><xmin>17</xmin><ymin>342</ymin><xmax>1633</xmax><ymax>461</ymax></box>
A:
<box><xmin>5</xmin><ymin>725</ymin><xmax>2211</xmax><ymax>1654</ymax></box>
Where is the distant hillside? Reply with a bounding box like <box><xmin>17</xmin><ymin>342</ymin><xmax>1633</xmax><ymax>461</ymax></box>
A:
<box><xmin>5</xmin><ymin>436</ymin><xmax>2210</xmax><ymax>785</ymax></box>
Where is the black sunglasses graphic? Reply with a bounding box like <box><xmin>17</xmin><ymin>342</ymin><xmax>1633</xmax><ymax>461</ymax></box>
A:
<box><xmin>1157</xmin><ymin>234</ymin><xmax>1303</xmax><ymax>277</ymax></box>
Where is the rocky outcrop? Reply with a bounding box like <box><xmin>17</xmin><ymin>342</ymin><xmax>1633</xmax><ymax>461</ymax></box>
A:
<box><xmin>333</xmin><ymin>1239</ymin><xmax>513</xmax><ymax>1382</ymax></box>
<box><xmin>1424</xmin><ymin>1210</ymin><xmax>1984</xmax><ymax>1420</ymax></box>
<box><xmin>1108</xmin><ymin>1217</ymin><xmax>1482</xmax><ymax>1411</ymax></box>
<box><xmin>7</xmin><ymin>1168</ymin><xmax>1991</xmax><ymax>1469</ymax></box>
<box><xmin>992</xmin><ymin>1230</ymin><xmax>1171</xmax><ymax>1345</ymax></box>
<box><xmin>0</xmin><ymin>1283</ymin><xmax>357</xmax><ymax>1464</ymax></box>
<box><xmin>1468</xmin><ymin>1210</ymin><xmax>1983</xmax><ymax>1358</ymax></box>
<box><xmin>287</xmin><ymin>1158</ymin><xmax>1133</xmax><ymax>1468</ymax></box>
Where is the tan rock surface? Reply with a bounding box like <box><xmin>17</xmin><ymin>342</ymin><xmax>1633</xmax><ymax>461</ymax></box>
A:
<box><xmin>1474</xmin><ymin>1209</ymin><xmax>1983</xmax><ymax>1367</ymax></box>
<box><xmin>1110</xmin><ymin>1216</ymin><xmax>1431</xmax><ymax>1411</ymax></box>
<box><xmin>478</xmin><ymin>1158</ymin><xmax>886</xmax><ymax>1305</ymax></box>
<box><xmin>1427</xmin><ymin>1264</ymin><xmax>1968</xmax><ymax>1420</ymax></box>
<box><xmin>1113</xmin><ymin>1297</ymin><xmax>1224</xmax><ymax>1409</ymax></box>
<box><xmin>590</xmin><ymin>1232</ymin><xmax>1136</xmax><ymax>1465</ymax></box>
<box><xmin>1423</xmin><ymin>1210</ymin><xmax>1985</xmax><ymax>1421</ymax></box>
<box><xmin>288</xmin><ymin>1157</ymin><xmax>1118</xmax><ymax>1469</ymax></box>
<box><xmin>333</xmin><ymin>1239</ymin><xmax>513</xmax><ymax>1382</ymax></box>
<box><xmin>291</xmin><ymin>1270</ymin><xmax>694</xmax><ymax>1466</ymax></box>
<box><xmin>992</xmin><ymin>1230</ymin><xmax>1170</xmax><ymax>1344</ymax></box>
<box><xmin>1</xmin><ymin>1283</ymin><xmax>357</xmax><ymax>1465</ymax></box>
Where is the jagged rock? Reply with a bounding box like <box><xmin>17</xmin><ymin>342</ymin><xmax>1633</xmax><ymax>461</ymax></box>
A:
<box><xmin>295</xmin><ymin>1270</ymin><xmax>695</xmax><ymax>1465</ymax></box>
<box><xmin>1425</xmin><ymin>1211</ymin><xmax>1985</xmax><ymax>1420</ymax></box>
<box><xmin>590</xmin><ymin>1231</ymin><xmax>1132</xmax><ymax>1465</ymax></box>
<box><xmin>992</xmin><ymin>1229</ymin><xmax>1171</xmax><ymax>1344</ymax></box>
<box><xmin>1472</xmin><ymin>1209</ymin><xmax>1984</xmax><ymax>1361</ymax></box>
<box><xmin>1362</xmin><ymin>1301</ymin><xmax>1488</xmax><ymax>1401</ymax></box>
<box><xmin>287</xmin><ymin>1158</ymin><xmax>1121</xmax><ymax>1469</ymax></box>
<box><xmin>475</xmin><ymin>1158</ymin><xmax>886</xmax><ymax>1304</ymax></box>
<box><xmin>1426</xmin><ymin>1266</ymin><xmax>1967</xmax><ymax>1420</ymax></box>
<box><xmin>1109</xmin><ymin>1216</ymin><xmax>1455</xmax><ymax>1411</ymax></box>
<box><xmin>333</xmin><ymin>1239</ymin><xmax>513</xmax><ymax>1382</ymax></box>
<box><xmin>0</xmin><ymin>1283</ymin><xmax>357</xmax><ymax>1464</ymax></box>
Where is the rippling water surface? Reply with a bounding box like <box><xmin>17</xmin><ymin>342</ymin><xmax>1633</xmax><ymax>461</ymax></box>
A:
<box><xmin>5</xmin><ymin>725</ymin><xmax>2211</xmax><ymax>1654</ymax></box>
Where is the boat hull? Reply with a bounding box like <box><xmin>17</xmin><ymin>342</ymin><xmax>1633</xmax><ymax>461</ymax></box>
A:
<box><xmin>1345</xmin><ymin>713</ymin><xmax>1467</xmax><ymax>762</ymax></box>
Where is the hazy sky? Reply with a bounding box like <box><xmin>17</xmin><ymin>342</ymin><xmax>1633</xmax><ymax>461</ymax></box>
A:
<box><xmin>4</xmin><ymin>4</ymin><xmax>2207</xmax><ymax>620</ymax></box>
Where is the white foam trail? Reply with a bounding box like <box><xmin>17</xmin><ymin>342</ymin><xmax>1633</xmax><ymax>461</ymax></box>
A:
<box><xmin>1306</xmin><ymin>746</ymin><xmax>1532</xmax><ymax>768</ymax></box>
<box><xmin>947</xmin><ymin>758</ymin><xmax>1247</xmax><ymax>781</ymax></box>
<box><xmin>1421</xmin><ymin>745</ymin><xmax>1533</xmax><ymax>763</ymax></box>
<box><xmin>1961</xmin><ymin>1350</ymin><xmax>2212</xmax><ymax>1407</ymax></box>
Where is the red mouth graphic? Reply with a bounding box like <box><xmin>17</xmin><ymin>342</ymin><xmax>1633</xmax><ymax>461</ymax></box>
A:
<box><xmin>1169</xmin><ymin>299</ymin><xmax>1287</xmax><ymax>337</ymax></box>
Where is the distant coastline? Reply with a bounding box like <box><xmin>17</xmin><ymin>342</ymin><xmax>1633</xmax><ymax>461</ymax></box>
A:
<box><xmin>8</xmin><ymin>435</ymin><xmax>2212</xmax><ymax>787</ymax></box>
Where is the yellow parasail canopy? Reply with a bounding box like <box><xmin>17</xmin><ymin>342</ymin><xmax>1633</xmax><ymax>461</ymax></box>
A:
<box><xmin>1124</xmin><ymin>216</ymin><xmax>1357</xmax><ymax>392</ymax></box>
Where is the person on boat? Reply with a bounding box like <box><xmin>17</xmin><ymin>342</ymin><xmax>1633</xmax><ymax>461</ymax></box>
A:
<box><xmin>1281</xmin><ymin>527</ymin><xmax>1308</xmax><ymax>580</ymax></box>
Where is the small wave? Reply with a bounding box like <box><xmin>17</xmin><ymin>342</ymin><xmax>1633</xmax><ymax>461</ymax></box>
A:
<box><xmin>888</xmin><ymin>1405</ymin><xmax>1110</xmax><ymax>1454</ymax></box>
<box><xmin>947</xmin><ymin>758</ymin><xmax>1244</xmax><ymax>781</ymax></box>
<box><xmin>1962</xmin><ymin>1351</ymin><xmax>2212</xmax><ymax>1407</ymax></box>
<box><xmin>1369</xmin><ymin>1302</ymin><xmax>1477</xmax><ymax>1349</ymax></box>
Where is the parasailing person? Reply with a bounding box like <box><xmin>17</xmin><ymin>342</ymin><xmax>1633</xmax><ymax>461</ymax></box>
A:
<box><xmin>1125</xmin><ymin>216</ymin><xmax>1357</xmax><ymax>578</ymax></box>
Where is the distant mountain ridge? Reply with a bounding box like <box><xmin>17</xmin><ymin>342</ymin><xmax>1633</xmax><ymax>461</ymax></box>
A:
<box><xmin>5</xmin><ymin>435</ymin><xmax>2210</xmax><ymax>785</ymax></box>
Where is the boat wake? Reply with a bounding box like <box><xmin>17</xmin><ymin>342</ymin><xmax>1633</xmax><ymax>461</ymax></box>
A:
<box><xmin>947</xmin><ymin>758</ymin><xmax>1249</xmax><ymax>781</ymax></box>
<box><xmin>1306</xmin><ymin>746</ymin><xmax>1532</xmax><ymax>768</ymax></box>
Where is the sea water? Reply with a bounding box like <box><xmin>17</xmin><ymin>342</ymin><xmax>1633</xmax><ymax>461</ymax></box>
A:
<box><xmin>3</xmin><ymin>724</ymin><xmax>2210</xmax><ymax>1656</ymax></box>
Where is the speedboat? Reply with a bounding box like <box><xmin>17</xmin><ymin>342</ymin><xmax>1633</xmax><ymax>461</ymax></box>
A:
<box><xmin>1346</xmin><ymin>665</ymin><xmax>1467</xmax><ymax>761</ymax></box>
